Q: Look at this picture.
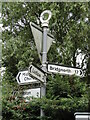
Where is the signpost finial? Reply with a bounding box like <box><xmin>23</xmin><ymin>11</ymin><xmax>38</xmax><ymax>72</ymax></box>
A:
<box><xmin>40</xmin><ymin>10</ymin><xmax>52</xmax><ymax>27</ymax></box>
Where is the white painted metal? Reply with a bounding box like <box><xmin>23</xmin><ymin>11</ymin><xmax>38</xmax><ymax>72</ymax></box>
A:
<box><xmin>40</xmin><ymin>10</ymin><xmax>52</xmax><ymax>27</ymax></box>
<box><xmin>16</xmin><ymin>70</ymin><xmax>39</xmax><ymax>85</ymax></box>
<box><xmin>30</xmin><ymin>22</ymin><xmax>54</xmax><ymax>61</ymax></box>
<box><xmin>48</xmin><ymin>64</ymin><xmax>83</xmax><ymax>77</ymax></box>
<box><xmin>23</xmin><ymin>88</ymin><xmax>40</xmax><ymax>98</ymax></box>
<box><xmin>74</xmin><ymin>112</ymin><xmax>90</xmax><ymax>120</ymax></box>
<box><xmin>28</xmin><ymin>65</ymin><xmax>45</xmax><ymax>83</ymax></box>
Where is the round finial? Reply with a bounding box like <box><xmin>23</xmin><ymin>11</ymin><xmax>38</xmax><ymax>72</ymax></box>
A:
<box><xmin>40</xmin><ymin>10</ymin><xmax>52</xmax><ymax>27</ymax></box>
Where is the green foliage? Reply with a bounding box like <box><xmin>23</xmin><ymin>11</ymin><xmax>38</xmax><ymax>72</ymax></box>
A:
<box><xmin>47</xmin><ymin>74</ymin><xmax>87</xmax><ymax>98</ymax></box>
<box><xmin>2</xmin><ymin>96</ymin><xmax>89</xmax><ymax>120</ymax></box>
<box><xmin>2</xmin><ymin>2</ymin><xmax>90</xmax><ymax>120</ymax></box>
<box><xmin>2</xmin><ymin>97</ymin><xmax>40</xmax><ymax>120</ymax></box>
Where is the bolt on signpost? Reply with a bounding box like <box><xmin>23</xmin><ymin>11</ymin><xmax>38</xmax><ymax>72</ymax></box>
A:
<box><xmin>40</xmin><ymin>10</ymin><xmax>52</xmax><ymax>117</ymax></box>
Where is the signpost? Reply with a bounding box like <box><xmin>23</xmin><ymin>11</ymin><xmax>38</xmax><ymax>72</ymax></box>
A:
<box><xmin>29</xmin><ymin>10</ymin><xmax>52</xmax><ymax>117</ymax></box>
<box><xmin>28</xmin><ymin>64</ymin><xmax>45</xmax><ymax>83</ymax></box>
<box><xmin>16</xmin><ymin>70</ymin><xmax>39</xmax><ymax>85</ymax></box>
<box><xmin>16</xmin><ymin>10</ymin><xmax>84</xmax><ymax>119</ymax></box>
<box><xmin>48</xmin><ymin>63</ymin><xmax>83</xmax><ymax>77</ymax></box>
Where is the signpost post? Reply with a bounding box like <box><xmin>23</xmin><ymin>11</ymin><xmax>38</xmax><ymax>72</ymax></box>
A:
<box><xmin>39</xmin><ymin>10</ymin><xmax>52</xmax><ymax>117</ymax></box>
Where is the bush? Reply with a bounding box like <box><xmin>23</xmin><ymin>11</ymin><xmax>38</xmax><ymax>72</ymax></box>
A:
<box><xmin>2</xmin><ymin>95</ymin><xmax>89</xmax><ymax>120</ymax></box>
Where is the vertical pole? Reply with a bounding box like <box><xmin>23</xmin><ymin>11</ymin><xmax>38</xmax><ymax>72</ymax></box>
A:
<box><xmin>40</xmin><ymin>27</ymin><xmax>48</xmax><ymax>117</ymax></box>
<box><xmin>40</xmin><ymin>10</ymin><xmax>52</xmax><ymax>118</ymax></box>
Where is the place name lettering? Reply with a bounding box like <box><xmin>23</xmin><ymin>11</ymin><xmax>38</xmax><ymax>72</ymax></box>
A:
<box><xmin>32</xmin><ymin>68</ymin><xmax>41</xmax><ymax>78</ymax></box>
<box><xmin>23</xmin><ymin>91</ymin><xmax>31</xmax><ymax>95</ymax></box>
<box><xmin>48</xmin><ymin>64</ymin><xmax>83</xmax><ymax>77</ymax></box>
<box><xmin>22</xmin><ymin>72</ymin><xmax>29</xmax><ymax>76</ymax></box>
<box><xmin>24</xmin><ymin>77</ymin><xmax>32</xmax><ymax>81</ymax></box>
<box><xmin>50</xmin><ymin>66</ymin><xmax>71</xmax><ymax>73</ymax></box>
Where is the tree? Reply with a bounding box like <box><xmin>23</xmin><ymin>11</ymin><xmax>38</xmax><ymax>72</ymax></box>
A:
<box><xmin>2</xmin><ymin>2</ymin><xmax>90</xmax><ymax>120</ymax></box>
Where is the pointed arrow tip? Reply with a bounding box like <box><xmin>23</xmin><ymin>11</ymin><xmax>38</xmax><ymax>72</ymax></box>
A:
<box><xmin>16</xmin><ymin>73</ymin><xmax>21</xmax><ymax>84</ymax></box>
